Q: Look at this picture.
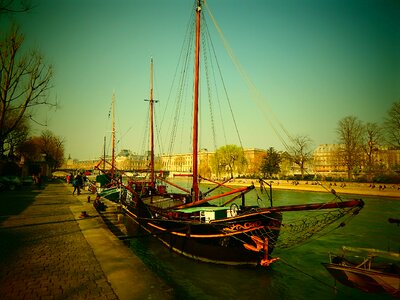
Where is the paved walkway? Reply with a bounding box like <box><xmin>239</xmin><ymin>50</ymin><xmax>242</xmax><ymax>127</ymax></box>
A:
<box><xmin>0</xmin><ymin>181</ymin><xmax>173</xmax><ymax>300</ymax></box>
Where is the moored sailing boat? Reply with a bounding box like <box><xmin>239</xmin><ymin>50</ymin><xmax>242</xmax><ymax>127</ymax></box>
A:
<box><xmin>121</xmin><ymin>0</ymin><xmax>364</xmax><ymax>267</ymax></box>
<box><xmin>94</xmin><ymin>93</ymin><xmax>123</xmax><ymax>201</ymax></box>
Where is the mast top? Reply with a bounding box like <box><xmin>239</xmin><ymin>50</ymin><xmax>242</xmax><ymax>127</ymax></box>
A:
<box><xmin>196</xmin><ymin>0</ymin><xmax>202</xmax><ymax>11</ymax></box>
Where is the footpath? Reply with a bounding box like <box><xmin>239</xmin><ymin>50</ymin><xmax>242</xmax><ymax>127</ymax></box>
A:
<box><xmin>0</xmin><ymin>181</ymin><xmax>173</xmax><ymax>300</ymax></box>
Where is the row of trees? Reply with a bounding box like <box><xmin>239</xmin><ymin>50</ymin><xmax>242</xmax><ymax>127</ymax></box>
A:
<box><xmin>335</xmin><ymin>102</ymin><xmax>400</xmax><ymax>179</ymax></box>
<box><xmin>207</xmin><ymin>101</ymin><xmax>400</xmax><ymax>181</ymax></box>
<box><xmin>1</xmin><ymin>4</ymin><xmax>65</xmax><ymax>175</ymax></box>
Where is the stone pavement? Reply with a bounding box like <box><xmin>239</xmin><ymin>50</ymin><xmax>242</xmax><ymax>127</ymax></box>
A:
<box><xmin>0</xmin><ymin>181</ymin><xmax>173</xmax><ymax>300</ymax></box>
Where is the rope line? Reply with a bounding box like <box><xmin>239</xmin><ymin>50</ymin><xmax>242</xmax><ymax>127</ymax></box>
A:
<box><xmin>204</xmin><ymin>2</ymin><xmax>292</xmax><ymax>151</ymax></box>
<box><xmin>278</xmin><ymin>258</ymin><xmax>357</xmax><ymax>299</ymax></box>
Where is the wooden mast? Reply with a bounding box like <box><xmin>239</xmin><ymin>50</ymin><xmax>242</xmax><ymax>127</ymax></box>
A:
<box><xmin>111</xmin><ymin>92</ymin><xmax>115</xmax><ymax>179</ymax></box>
<box><xmin>192</xmin><ymin>0</ymin><xmax>201</xmax><ymax>202</ymax></box>
<box><xmin>103</xmin><ymin>136</ymin><xmax>106</xmax><ymax>171</ymax></box>
<box><xmin>149</xmin><ymin>58</ymin><xmax>155</xmax><ymax>189</ymax></box>
<box><xmin>145</xmin><ymin>58</ymin><xmax>158</xmax><ymax>190</ymax></box>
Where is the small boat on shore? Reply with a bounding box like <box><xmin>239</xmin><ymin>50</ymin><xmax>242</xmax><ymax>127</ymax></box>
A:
<box><xmin>322</xmin><ymin>246</ymin><xmax>400</xmax><ymax>297</ymax></box>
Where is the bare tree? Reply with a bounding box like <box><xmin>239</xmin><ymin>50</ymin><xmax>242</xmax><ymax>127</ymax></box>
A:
<box><xmin>288</xmin><ymin>135</ymin><xmax>313</xmax><ymax>178</ymax></box>
<box><xmin>363</xmin><ymin>122</ymin><xmax>383</xmax><ymax>174</ymax></box>
<box><xmin>39</xmin><ymin>130</ymin><xmax>64</xmax><ymax>170</ymax></box>
<box><xmin>4</xmin><ymin>114</ymin><xmax>29</xmax><ymax>158</ymax></box>
<box><xmin>384</xmin><ymin>101</ymin><xmax>400</xmax><ymax>149</ymax></box>
<box><xmin>17</xmin><ymin>136</ymin><xmax>42</xmax><ymax>162</ymax></box>
<box><xmin>18</xmin><ymin>130</ymin><xmax>64</xmax><ymax>171</ymax></box>
<box><xmin>0</xmin><ymin>26</ymin><xmax>54</xmax><ymax>156</ymax></box>
<box><xmin>336</xmin><ymin>116</ymin><xmax>364</xmax><ymax>179</ymax></box>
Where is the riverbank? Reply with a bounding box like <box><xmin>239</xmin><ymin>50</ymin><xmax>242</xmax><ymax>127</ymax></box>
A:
<box><xmin>228</xmin><ymin>179</ymin><xmax>400</xmax><ymax>198</ymax></box>
<box><xmin>0</xmin><ymin>182</ymin><xmax>173</xmax><ymax>300</ymax></box>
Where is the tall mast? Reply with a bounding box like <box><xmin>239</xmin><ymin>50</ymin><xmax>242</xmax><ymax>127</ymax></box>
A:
<box><xmin>111</xmin><ymin>92</ymin><xmax>115</xmax><ymax>179</ymax></box>
<box><xmin>149</xmin><ymin>58</ymin><xmax>155</xmax><ymax>188</ymax></box>
<box><xmin>103</xmin><ymin>136</ymin><xmax>106</xmax><ymax>171</ymax></box>
<box><xmin>145</xmin><ymin>58</ymin><xmax>158</xmax><ymax>189</ymax></box>
<box><xmin>192</xmin><ymin>0</ymin><xmax>201</xmax><ymax>202</ymax></box>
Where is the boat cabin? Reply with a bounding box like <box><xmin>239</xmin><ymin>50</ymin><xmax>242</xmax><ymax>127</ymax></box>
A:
<box><xmin>176</xmin><ymin>206</ymin><xmax>235</xmax><ymax>223</ymax></box>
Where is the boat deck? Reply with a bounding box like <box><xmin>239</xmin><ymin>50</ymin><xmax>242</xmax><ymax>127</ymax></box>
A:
<box><xmin>142</xmin><ymin>195</ymin><xmax>185</xmax><ymax>209</ymax></box>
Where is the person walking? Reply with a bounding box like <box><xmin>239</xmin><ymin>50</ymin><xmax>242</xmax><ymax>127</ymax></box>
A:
<box><xmin>72</xmin><ymin>173</ymin><xmax>83</xmax><ymax>195</ymax></box>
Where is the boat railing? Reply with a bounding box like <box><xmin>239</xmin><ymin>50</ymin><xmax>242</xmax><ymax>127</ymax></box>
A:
<box><xmin>355</xmin><ymin>257</ymin><xmax>373</xmax><ymax>270</ymax></box>
<box><xmin>258</xmin><ymin>178</ymin><xmax>273</xmax><ymax>207</ymax></box>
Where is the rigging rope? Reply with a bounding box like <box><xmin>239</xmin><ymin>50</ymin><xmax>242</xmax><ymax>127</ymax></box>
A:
<box><xmin>203</xmin><ymin>17</ymin><xmax>244</xmax><ymax>149</ymax></box>
<box><xmin>278</xmin><ymin>258</ymin><xmax>357</xmax><ymax>299</ymax></box>
<box><xmin>138</xmin><ymin>105</ymin><xmax>150</xmax><ymax>168</ymax></box>
<box><xmin>204</xmin><ymin>2</ymin><xmax>292</xmax><ymax>151</ymax></box>
<box><xmin>204</xmin><ymin>2</ymin><xmax>350</xmax><ymax>198</ymax></box>
<box><xmin>201</xmin><ymin>18</ymin><xmax>218</xmax><ymax>150</ymax></box>
<box><xmin>162</xmin><ymin>2</ymin><xmax>248</xmax><ymax>157</ymax></box>
<box><xmin>168</xmin><ymin>18</ymin><xmax>194</xmax><ymax>156</ymax></box>
<box><xmin>157</xmin><ymin>3</ymin><xmax>196</xmax><ymax>163</ymax></box>
<box><xmin>149</xmin><ymin>59</ymin><xmax>164</xmax><ymax>160</ymax></box>
<box><xmin>275</xmin><ymin>206</ymin><xmax>361</xmax><ymax>249</ymax></box>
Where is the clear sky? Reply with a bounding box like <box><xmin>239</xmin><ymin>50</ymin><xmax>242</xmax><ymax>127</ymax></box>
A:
<box><xmin>4</xmin><ymin>0</ymin><xmax>400</xmax><ymax>160</ymax></box>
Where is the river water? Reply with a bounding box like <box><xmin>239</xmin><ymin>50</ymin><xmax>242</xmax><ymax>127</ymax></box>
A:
<box><xmin>126</xmin><ymin>188</ymin><xmax>399</xmax><ymax>299</ymax></box>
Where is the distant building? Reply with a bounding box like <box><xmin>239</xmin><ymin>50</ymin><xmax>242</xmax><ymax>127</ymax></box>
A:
<box><xmin>159</xmin><ymin>148</ymin><xmax>267</xmax><ymax>177</ymax></box>
<box><xmin>312</xmin><ymin>144</ymin><xmax>400</xmax><ymax>179</ymax></box>
<box><xmin>312</xmin><ymin>144</ymin><xmax>346</xmax><ymax>176</ymax></box>
<box><xmin>63</xmin><ymin>145</ymin><xmax>400</xmax><ymax>180</ymax></box>
<box><xmin>373</xmin><ymin>147</ymin><xmax>400</xmax><ymax>170</ymax></box>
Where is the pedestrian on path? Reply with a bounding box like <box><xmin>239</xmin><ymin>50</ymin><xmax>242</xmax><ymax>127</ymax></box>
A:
<box><xmin>72</xmin><ymin>173</ymin><xmax>83</xmax><ymax>195</ymax></box>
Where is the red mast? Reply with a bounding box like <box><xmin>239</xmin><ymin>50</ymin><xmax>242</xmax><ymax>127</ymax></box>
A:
<box><xmin>149</xmin><ymin>58</ymin><xmax>155</xmax><ymax>189</ymax></box>
<box><xmin>111</xmin><ymin>92</ymin><xmax>115</xmax><ymax>180</ymax></box>
<box><xmin>192</xmin><ymin>0</ymin><xmax>201</xmax><ymax>202</ymax></box>
<box><xmin>145</xmin><ymin>58</ymin><xmax>158</xmax><ymax>190</ymax></box>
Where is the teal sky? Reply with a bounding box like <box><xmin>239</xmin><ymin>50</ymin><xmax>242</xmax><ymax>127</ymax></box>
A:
<box><xmin>4</xmin><ymin>0</ymin><xmax>400</xmax><ymax>160</ymax></box>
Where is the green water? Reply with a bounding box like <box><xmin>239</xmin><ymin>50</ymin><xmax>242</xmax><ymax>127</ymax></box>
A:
<box><xmin>128</xmin><ymin>189</ymin><xmax>399</xmax><ymax>300</ymax></box>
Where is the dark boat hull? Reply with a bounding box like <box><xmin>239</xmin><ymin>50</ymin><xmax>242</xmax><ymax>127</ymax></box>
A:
<box><xmin>120</xmin><ymin>195</ymin><xmax>363</xmax><ymax>266</ymax></box>
<box><xmin>123</xmin><ymin>206</ymin><xmax>282</xmax><ymax>266</ymax></box>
